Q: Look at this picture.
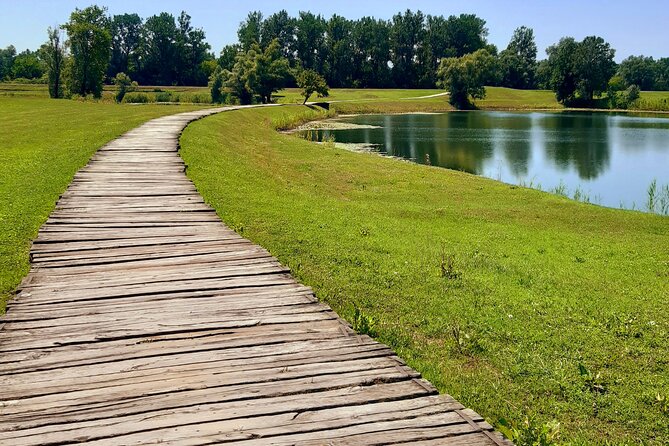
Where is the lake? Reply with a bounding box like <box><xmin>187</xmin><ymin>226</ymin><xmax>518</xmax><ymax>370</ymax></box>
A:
<box><xmin>303</xmin><ymin>111</ymin><xmax>669</xmax><ymax>212</ymax></box>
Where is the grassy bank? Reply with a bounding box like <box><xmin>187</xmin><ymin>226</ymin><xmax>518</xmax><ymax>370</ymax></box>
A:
<box><xmin>180</xmin><ymin>105</ymin><xmax>668</xmax><ymax>445</ymax></box>
<box><xmin>0</xmin><ymin>97</ymin><xmax>206</xmax><ymax>311</ymax></box>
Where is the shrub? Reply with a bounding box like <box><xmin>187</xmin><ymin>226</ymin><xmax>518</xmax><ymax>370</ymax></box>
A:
<box><xmin>154</xmin><ymin>91</ymin><xmax>173</xmax><ymax>102</ymax></box>
<box><xmin>113</xmin><ymin>72</ymin><xmax>137</xmax><ymax>103</ymax></box>
<box><xmin>123</xmin><ymin>92</ymin><xmax>150</xmax><ymax>103</ymax></box>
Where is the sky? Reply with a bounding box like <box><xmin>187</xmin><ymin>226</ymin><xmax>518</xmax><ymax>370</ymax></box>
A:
<box><xmin>1</xmin><ymin>0</ymin><xmax>667</xmax><ymax>61</ymax></box>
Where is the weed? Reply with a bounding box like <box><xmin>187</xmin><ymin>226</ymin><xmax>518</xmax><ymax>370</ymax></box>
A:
<box><xmin>647</xmin><ymin>179</ymin><xmax>657</xmax><ymax>212</ymax></box>
<box><xmin>497</xmin><ymin>417</ymin><xmax>560</xmax><ymax>446</ymax></box>
<box><xmin>578</xmin><ymin>363</ymin><xmax>607</xmax><ymax>394</ymax></box>
<box><xmin>352</xmin><ymin>306</ymin><xmax>376</xmax><ymax>336</ymax></box>
<box><xmin>551</xmin><ymin>181</ymin><xmax>568</xmax><ymax>197</ymax></box>
<box><xmin>440</xmin><ymin>250</ymin><xmax>461</xmax><ymax>280</ymax></box>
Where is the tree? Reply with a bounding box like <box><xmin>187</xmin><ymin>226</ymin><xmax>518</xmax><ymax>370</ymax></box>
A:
<box><xmin>175</xmin><ymin>11</ymin><xmax>211</xmax><ymax>85</ymax></box>
<box><xmin>142</xmin><ymin>12</ymin><xmax>178</xmax><ymax>85</ymax></box>
<box><xmin>62</xmin><ymin>5</ymin><xmax>111</xmax><ymax>98</ymax></box>
<box><xmin>617</xmin><ymin>55</ymin><xmax>657</xmax><ymax>91</ymax></box>
<box><xmin>444</xmin><ymin>14</ymin><xmax>488</xmax><ymax>57</ymax></box>
<box><xmin>437</xmin><ymin>49</ymin><xmax>495</xmax><ymax>109</ymax></box>
<box><xmin>294</xmin><ymin>12</ymin><xmax>327</xmax><ymax>72</ymax></box>
<box><xmin>545</xmin><ymin>37</ymin><xmax>580</xmax><ymax>104</ymax></box>
<box><xmin>209</xmin><ymin>66</ymin><xmax>225</xmax><ymax>103</ymax></box>
<box><xmin>0</xmin><ymin>46</ymin><xmax>17</xmax><ymax>80</ymax></box>
<box><xmin>499</xmin><ymin>26</ymin><xmax>537</xmax><ymax>89</ymax></box>
<box><xmin>42</xmin><ymin>27</ymin><xmax>66</xmax><ymax>98</ymax></box>
<box><xmin>656</xmin><ymin>58</ymin><xmax>669</xmax><ymax>90</ymax></box>
<box><xmin>351</xmin><ymin>17</ymin><xmax>391</xmax><ymax>87</ymax></box>
<box><xmin>420</xmin><ymin>14</ymin><xmax>449</xmax><ymax>87</ymax></box>
<box><xmin>219</xmin><ymin>44</ymin><xmax>242</xmax><ymax>71</ymax></box>
<box><xmin>390</xmin><ymin>9</ymin><xmax>425</xmax><ymax>88</ymax></box>
<box><xmin>247</xmin><ymin>40</ymin><xmax>291</xmax><ymax>103</ymax></box>
<box><xmin>261</xmin><ymin>10</ymin><xmax>295</xmax><ymax>60</ymax></box>
<box><xmin>576</xmin><ymin>36</ymin><xmax>616</xmax><ymax>102</ymax></box>
<box><xmin>108</xmin><ymin>13</ymin><xmax>143</xmax><ymax>79</ymax></box>
<box><xmin>238</xmin><ymin>11</ymin><xmax>263</xmax><ymax>51</ymax></box>
<box><xmin>296</xmin><ymin>69</ymin><xmax>329</xmax><ymax>103</ymax></box>
<box><xmin>546</xmin><ymin>36</ymin><xmax>616</xmax><ymax>105</ymax></box>
<box><xmin>223</xmin><ymin>50</ymin><xmax>255</xmax><ymax>104</ymax></box>
<box><xmin>113</xmin><ymin>72</ymin><xmax>137</xmax><ymax>103</ymax></box>
<box><xmin>11</xmin><ymin>50</ymin><xmax>44</xmax><ymax>79</ymax></box>
<box><xmin>324</xmin><ymin>15</ymin><xmax>354</xmax><ymax>87</ymax></box>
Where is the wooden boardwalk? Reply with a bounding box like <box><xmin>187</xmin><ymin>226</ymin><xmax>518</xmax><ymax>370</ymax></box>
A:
<box><xmin>0</xmin><ymin>108</ymin><xmax>510</xmax><ymax>445</ymax></box>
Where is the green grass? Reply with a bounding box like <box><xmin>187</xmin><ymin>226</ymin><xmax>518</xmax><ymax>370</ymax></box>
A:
<box><xmin>478</xmin><ymin>87</ymin><xmax>563</xmax><ymax>109</ymax></box>
<box><xmin>0</xmin><ymin>97</ymin><xmax>207</xmax><ymax>311</ymax></box>
<box><xmin>180</xmin><ymin>105</ymin><xmax>669</xmax><ymax>445</ymax></box>
<box><xmin>634</xmin><ymin>91</ymin><xmax>669</xmax><ymax>111</ymax></box>
<box><xmin>0</xmin><ymin>82</ymin><xmax>212</xmax><ymax>103</ymax></box>
<box><xmin>275</xmin><ymin>88</ymin><xmax>447</xmax><ymax>104</ymax></box>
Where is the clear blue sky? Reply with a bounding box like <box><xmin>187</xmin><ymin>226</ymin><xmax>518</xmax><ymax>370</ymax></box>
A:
<box><xmin>1</xmin><ymin>0</ymin><xmax>667</xmax><ymax>61</ymax></box>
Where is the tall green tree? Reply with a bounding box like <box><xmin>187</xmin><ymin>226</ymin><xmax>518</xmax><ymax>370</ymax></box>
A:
<box><xmin>0</xmin><ymin>46</ymin><xmax>17</xmax><ymax>80</ymax></box>
<box><xmin>420</xmin><ymin>15</ymin><xmax>449</xmax><ymax>87</ymax></box>
<box><xmin>247</xmin><ymin>40</ymin><xmax>291</xmax><ymax>103</ymax></box>
<box><xmin>142</xmin><ymin>12</ymin><xmax>178</xmax><ymax>85</ymax></box>
<box><xmin>351</xmin><ymin>17</ymin><xmax>391</xmax><ymax>87</ymax></box>
<box><xmin>261</xmin><ymin>10</ymin><xmax>295</xmax><ymax>60</ymax></box>
<box><xmin>42</xmin><ymin>27</ymin><xmax>66</xmax><ymax>98</ymax></box>
<box><xmin>223</xmin><ymin>50</ymin><xmax>255</xmax><ymax>104</ymax></box>
<box><xmin>545</xmin><ymin>37</ymin><xmax>580</xmax><ymax>104</ymax></box>
<box><xmin>238</xmin><ymin>11</ymin><xmax>263</xmax><ymax>51</ymax></box>
<box><xmin>219</xmin><ymin>44</ymin><xmax>242</xmax><ymax>71</ymax></box>
<box><xmin>617</xmin><ymin>55</ymin><xmax>657</xmax><ymax>90</ymax></box>
<box><xmin>576</xmin><ymin>36</ymin><xmax>616</xmax><ymax>102</ymax></box>
<box><xmin>295</xmin><ymin>12</ymin><xmax>327</xmax><ymax>72</ymax></box>
<box><xmin>62</xmin><ymin>5</ymin><xmax>111</xmax><ymax>98</ymax></box>
<box><xmin>656</xmin><ymin>58</ymin><xmax>669</xmax><ymax>90</ymax></box>
<box><xmin>437</xmin><ymin>48</ymin><xmax>495</xmax><ymax>109</ymax></box>
<box><xmin>499</xmin><ymin>26</ymin><xmax>537</xmax><ymax>89</ymax></box>
<box><xmin>546</xmin><ymin>36</ymin><xmax>616</xmax><ymax>104</ymax></box>
<box><xmin>108</xmin><ymin>13</ymin><xmax>143</xmax><ymax>79</ymax></box>
<box><xmin>11</xmin><ymin>50</ymin><xmax>44</xmax><ymax>79</ymax></box>
<box><xmin>324</xmin><ymin>15</ymin><xmax>353</xmax><ymax>87</ymax></box>
<box><xmin>444</xmin><ymin>14</ymin><xmax>488</xmax><ymax>57</ymax></box>
<box><xmin>175</xmin><ymin>11</ymin><xmax>211</xmax><ymax>85</ymax></box>
<box><xmin>390</xmin><ymin>9</ymin><xmax>425</xmax><ymax>88</ymax></box>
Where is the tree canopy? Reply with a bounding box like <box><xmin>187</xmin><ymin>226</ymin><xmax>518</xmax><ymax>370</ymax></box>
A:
<box><xmin>545</xmin><ymin>36</ymin><xmax>616</xmax><ymax>104</ymax></box>
<box><xmin>62</xmin><ymin>5</ymin><xmax>111</xmax><ymax>98</ymax></box>
<box><xmin>437</xmin><ymin>49</ymin><xmax>496</xmax><ymax>109</ymax></box>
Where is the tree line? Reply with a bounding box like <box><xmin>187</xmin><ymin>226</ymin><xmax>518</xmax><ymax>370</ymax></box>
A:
<box><xmin>1</xmin><ymin>6</ymin><xmax>667</xmax><ymax>105</ymax></box>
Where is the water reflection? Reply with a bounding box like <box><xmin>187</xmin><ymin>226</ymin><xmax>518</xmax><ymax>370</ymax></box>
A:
<box><xmin>305</xmin><ymin>111</ymin><xmax>669</xmax><ymax>209</ymax></box>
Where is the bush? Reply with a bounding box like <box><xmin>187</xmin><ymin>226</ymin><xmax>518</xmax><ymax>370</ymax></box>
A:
<box><xmin>123</xmin><ymin>92</ymin><xmax>150</xmax><ymax>103</ymax></box>
<box><xmin>209</xmin><ymin>67</ymin><xmax>225</xmax><ymax>103</ymax></box>
<box><xmin>154</xmin><ymin>91</ymin><xmax>173</xmax><ymax>102</ymax></box>
<box><xmin>189</xmin><ymin>92</ymin><xmax>212</xmax><ymax>104</ymax></box>
<box><xmin>113</xmin><ymin>72</ymin><xmax>137</xmax><ymax>103</ymax></box>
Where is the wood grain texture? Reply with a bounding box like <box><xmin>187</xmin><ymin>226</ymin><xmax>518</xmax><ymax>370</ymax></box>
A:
<box><xmin>0</xmin><ymin>106</ymin><xmax>512</xmax><ymax>445</ymax></box>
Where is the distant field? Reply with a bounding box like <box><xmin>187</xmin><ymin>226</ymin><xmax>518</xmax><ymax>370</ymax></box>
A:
<box><xmin>2</xmin><ymin>81</ymin><xmax>668</xmax><ymax>111</ymax></box>
<box><xmin>275</xmin><ymin>88</ymin><xmax>446</xmax><ymax>104</ymax></box>
<box><xmin>0</xmin><ymin>97</ymin><xmax>206</xmax><ymax>311</ymax></box>
<box><xmin>0</xmin><ymin>82</ymin><xmax>210</xmax><ymax>103</ymax></box>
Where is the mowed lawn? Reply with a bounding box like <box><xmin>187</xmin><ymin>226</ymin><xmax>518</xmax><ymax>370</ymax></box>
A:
<box><xmin>180</xmin><ymin>105</ymin><xmax>669</xmax><ymax>445</ymax></box>
<box><xmin>0</xmin><ymin>97</ymin><xmax>206</xmax><ymax>311</ymax></box>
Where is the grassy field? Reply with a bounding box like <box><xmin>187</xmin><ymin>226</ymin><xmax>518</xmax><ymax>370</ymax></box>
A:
<box><xmin>0</xmin><ymin>82</ymin><xmax>211</xmax><ymax>103</ymax></box>
<box><xmin>0</xmin><ymin>97</ymin><xmax>207</xmax><ymax>311</ymax></box>
<box><xmin>180</xmin><ymin>105</ymin><xmax>669</xmax><ymax>445</ymax></box>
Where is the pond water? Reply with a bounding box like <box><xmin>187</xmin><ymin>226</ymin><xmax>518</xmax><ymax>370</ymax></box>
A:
<box><xmin>302</xmin><ymin>111</ymin><xmax>669</xmax><ymax>212</ymax></box>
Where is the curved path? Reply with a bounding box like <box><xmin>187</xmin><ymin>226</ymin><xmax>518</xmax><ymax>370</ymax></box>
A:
<box><xmin>0</xmin><ymin>107</ymin><xmax>510</xmax><ymax>445</ymax></box>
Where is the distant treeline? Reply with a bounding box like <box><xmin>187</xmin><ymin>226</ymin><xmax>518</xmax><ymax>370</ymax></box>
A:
<box><xmin>1</xmin><ymin>7</ymin><xmax>668</xmax><ymax>97</ymax></box>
